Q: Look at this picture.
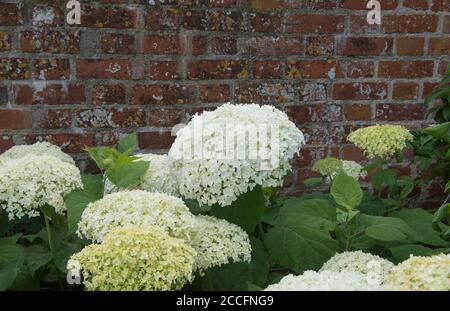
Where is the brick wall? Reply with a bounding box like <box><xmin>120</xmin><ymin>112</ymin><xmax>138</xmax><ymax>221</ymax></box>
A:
<box><xmin>0</xmin><ymin>0</ymin><xmax>449</xmax><ymax>199</ymax></box>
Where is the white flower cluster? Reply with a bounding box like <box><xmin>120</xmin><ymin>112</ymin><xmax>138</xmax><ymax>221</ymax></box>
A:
<box><xmin>0</xmin><ymin>155</ymin><xmax>82</xmax><ymax>219</ymax></box>
<box><xmin>312</xmin><ymin>157</ymin><xmax>366</xmax><ymax>183</ymax></box>
<box><xmin>169</xmin><ymin>104</ymin><xmax>305</xmax><ymax>207</ymax></box>
<box><xmin>342</xmin><ymin>160</ymin><xmax>367</xmax><ymax>181</ymax></box>
<box><xmin>0</xmin><ymin>142</ymin><xmax>75</xmax><ymax>165</ymax></box>
<box><xmin>104</xmin><ymin>153</ymin><xmax>179</xmax><ymax>196</ymax></box>
<box><xmin>265</xmin><ymin>270</ymin><xmax>384</xmax><ymax>291</ymax></box>
<box><xmin>320</xmin><ymin>251</ymin><xmax>394</xmax><ymax>283</ymax></box>
<box><xmin>77</xmin><ymin>190</ymin><xmax>197</xmax><ymax>243</ymax></box>
<box><xmin>77</xmin><ymin>190</ymin><xmax>252</xmax><ymax>273</ymax></box>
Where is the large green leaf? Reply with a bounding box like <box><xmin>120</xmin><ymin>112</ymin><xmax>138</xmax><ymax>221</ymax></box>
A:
<box><xmin>106</xmin><ymin>159</ymin><xmax>149</xmax><ymax>188</ymax></box>
<box><xmin>65</xmin><ymin>175</ymin><xmax>104</xmax><ymax>235</ymax></box>
<box><xmin>248</xmin><ymin>237</ymin><xmax>270</xmax><ymax>287</ymax></box>
<box><xmin>199</xmin><ymin>262</ymin><xmax>254</xmax><ymax>291</ymax></box>
<box><xmin>211</xmin><ymin>186</ymin><xmax>266</xmax><ymax>233</ymax></box>
<box><xmin>265</xmin><ymin>224</ymin><xmax>338</xmax><ymax>273</ymax></box>
<box><xmin>331</xmin><ymin>173</ymin><xmax>363</xmax><ymax>211</ymax></box>
<box><xmin>392</xmin><ymin>209</ymin><xmax>448</xmax><ymax>247</ymax></box>
<box><xmin>0</xmin><ymin>245</ymin><xmax>25</xmax><ymax>290</ymax></box>
<box><xmin>25</xmin><ymin>245</ymin><xmax>52</xmax><ymax>276</ymax></box>
<box><xmin>117</xmin><ymin>133</ymin><xmax>138</xmax><ymax>154</ymax></box>
<box><xmin>357</xmin><ymin>214</ymin><xmax>420</xmax><ymax>242</ymax></box>
<box><xmin>0</xmin><ymin>234</ymin><xmax>22</xmax><ymax>246</ymax></box>
<box><xmin>0</xmin><ymin>262</ymin><xmax>21</xmax><ymax>291</ymax></box>
<box><xmin>53</xmin><ymin>241</ymin><xmax>82</xmax><ymax>273</ymax></box>
<box><xmin>423</xmin><ymin>122</ymin><xmax>450</xmax><ymax>143</ymax></box>
<box><xmin>277</xmin><ymin>199</ymin><xmax>337</xmax><ymax>231</ymax></box>
<box><xmin>389</xmin><ymin>244</ymin><xmax>449</xmax><ymax>261</ymax></box>
<box><xmin>371</xmin><ymin>170</ymin><xmax>396</xmax><ymax>191</ymax></box>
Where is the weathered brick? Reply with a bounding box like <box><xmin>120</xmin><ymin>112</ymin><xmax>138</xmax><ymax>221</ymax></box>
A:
<box><xmin>305</xmin><ymin>36</ymin><xmax>335</xmax><ymax>56</ymax></box>
<box><xmin>31</xmin><ymin>5</ymin><xmax>63</xmax><ymax>26</ymax></box>
<box><xmin>138</xmin><ymin>132</ymin><xmax>175</xmax><ymax>150</ymax></box>
<box><xmin>379</xmin><ymin>61</ymin><xmax>434</xmax><ymax>78</ymax></box>
<box><xmin>0</xmin><ymin>3</ymin><xmax>20</xmax><ymax>26</ymax></box>
<box><xmin>77</xmin><ymin>108</ymin><xmax>146</xmax><ymax>128</ymax></box>
<box><xmin>285</xmin><ymin>14</ymin><xmax>344</xmax><ymax>33</ymax></box>
<box><xmin>0</xmin><ymin>109</ymin><xmax>31</xmax><ymax>129</ymax></box>
<box><xmin>248</xmin><ymin>12</ymin><xmax>281</xmax><ymax>33</ymax></box>
<box><xmin>298</xmin><ymin>83</ymin><xmax>327</xmax><ymax>101</ymax></box>
<box><xmin>342</xmin><ymin>145</ymin><xmax>367</xmax><ymax>162</ymax></box>
<box><xmin>393</xmin><ymin>82</ymin><xmax>419</xmax><ymax>100</ymax></box>
<box><xmin>235</xmin><ymin>83</ymin><xmax>295</xmax><ymax>103</ymax></box>
<box><xmin>242</xmin><ymin>36</ymin><xmax>302</xmax><ymax>56</ymax></box>
<box><xmin>333</xmin><ymin>82</ymin><xmax>387</xmax><ymax>100</ymax></box>
<box><xmin>92</xmin><ymin>84</ymin><xmax>126</xmax><ymax>105</ymax></box>
<box><xmin>337</xmin><ymin>37</ymin><xmax>393</xmax><ymax>56</ymax></box>
<box><xmin>76</xmin><ymin>59</ymin><xmax>145</xmax><ymax>80</ymax></box>
<box><xmin>183</xmin><ymin>10</ymin><xmax>243</xmax><ymax>31</ymax></box>
<box><xmin>149</xmin><ymin>61</ymin><xmax>180</xmax><ymax>80</ymax></box>
<box><xmin>286</xmin><ymin>60</ymin><xmax>342</xmax><ymax>79</ymax></box>
<box><xmin>192</xmin><ymin>36</ymin><xmax>207</xmax><ymax>56</ymax></box>
<box><xmin>429</xmin><ymin>37</ymin><xmax>450</xmax><ymax>55</ymax></box>
<box><xmin>148</xmin><ymin>108</ymin><xmax>185</xmax><ymax>127</ymax></box>
<box><xmin>34</xmin><ymin>59</ymin><xmax>70</xmax><ymax>80</ymax></box>
<box><xmin>245</xmin><ymin>0</ymin><xmax>301</xmax><ymax>9</ymax></box>
<box><xmin>38</xmin><ymin>110</ymin><xmax>72</xmax><ymax>129</ymax></box>
<box><xmin>382</xmin><ymin>15</ymin><xmax>439</xmax><ymax>33</ymax></box>
<box><xmin>187</xmin><ymin>60</ymin><xmax>249</xmax><ymax>80</ymax></box>
<box><xmin>0</xmin><ymin>58</ymin><xmax>30</xmax><ymax>80</ymax></box>
<box><xmin>25</xmin><ymin>134</ymin><xmax>96</xmax><ymax>153</ymax></box>
<box><xmin>345</xmin><ymin>61</ymin><xmax>375</xmax><ymax>78</ymax></box>
<box><xmin>14</xmin><ymin>84</ymin><xmax>85</xmax><ymax>105</ymax></box>
<box><xmin>287</xmin><ymin>104</ymin><xmax>342</xmax><ymax>123</ymax></box>
<box><xmin>143</xmin><ymin>35</ymin><xmax>185</xmax><ymax>55</ymax></box>
<box><xmin>403</xmin><ymin>0</ymin><xmax>428</xmax><ymax>10</ymax></box>
<box><xmin>376</xmin><ymin>104</ymin><xmax>426</xmax><ymax>121</ymax></box>
<box><xmin>21</xmin><ymin>30</ymin><xmax>80</xmax><ymax>54</ymax></box>
<box><xmin>82</xmin><ymin>7</ymin><xmax>137</xmax><ymax>29</ymax></box>
<box><xmin>100</xmin><ymin>34</ymin><xmax>135</xmax><ymax>54</ymax></box>
<box><xmin>253</xmin><ymin>61</ymin><xmax>283</xmax><ymax>79</ymax></box>
<box><xmin>211</xmin><ymin>36</ymin><xmax>237</xmax><ymax>55</ymax></box>
<box><xmin>396</xmin><ymin>37</ymin><xmax>425</xmax><ymax>56</ymax></box>
<box><xmin>132</xmin><ymin>85</ymin><xmax>195</xmax><ymax>105</ymax></box>
<box><xmin>200</xmin><ymin>84</ymin><xmax>230</xmax><ymax>103</ymax></box>
<box><xmin>0</xmin><ymin>32</ymin><xmax>11</xmax><ymax>51</ymax></box>
<box><xmin>145</xmin><ymin>9</ymin><xmax>181</xmax><ymax>30</ymax></box>
<box><xmin>344</xmin><ymin>104</ymin><xmax>372</xmax><ymax>121</ymax></box>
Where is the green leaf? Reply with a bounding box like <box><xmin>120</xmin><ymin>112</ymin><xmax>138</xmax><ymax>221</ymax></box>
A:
<box><xmin>423</xmin><ymin>122</ymin><xmax>450</xmax><ymax>143</ymax></box>
<box><xmin>106</xmin><ymin>160</ymin><xmax>149</xmax><ymax>188</ymax></box>
<box><xmin>265</xmin><ymin>224</ymin><xmax>338</xmax><ymax>273</ymax></box>
<box><xmin>85</xmin><ymin>146</ymin><xmax>113</xmax><ymax>171</ymax></box>
<box><xmin>445</xmin><ymin>180</ymin><xmax>450</xmax><ymax>192</ymax></box>
<box><xmin>277</xmin><ymin>199</ymin><xmax>337</xmax><ymax>231</ymax></box>
<box><xmin>53</xmin><ymin>241</ymin><xmax>82</xmax><ymax>273</ymax></box>
<box><xmin>398</xmin><ymin>176</ymin><xmax>414</xmax><ymax>199</ymax></box>
<box><xmin>248</xmin><ymin>237</ymin><xmax>270</xmax><ymax>287</ymax></box>
<box><xmin>433</xmin><ymin>204</ymin><xmax>450</xmax><ymax>224</ymax></box>
<box><xmin>25</xmin><ymin>245</ymin><xmax>52</xmax><ymax>276</ymax></box>
<box><xmin>0</xmin><ymin>234</ymin><xmax>22</xmax><ymax>246</ymax></box>
<box><xmin>117</xmin><ymin>133</ymin><xmax>138</xmax><ymax>154</ymax></box>
<box><xmin>392</xmin><ymin>208</ymin><xmax>448</xmax><ymax>247</ymax></box>
<box><xmin>357</xmin><ymin>214</ymin><xmax>420</xmax><ymax>242</ymax></box>
<box><xmin>65</xmin><ymin>175</ymin><xmax>104</xmax><ymax>236</ymax></box>
<box><xmin>371</xmin><ymin>170</ymin><xmax>396</xmax><ymax>190</ymax></box>
<box><xmin>0</xmin><ymin>262</ymin><xmax>21</xmax><ymax>291</ymax></box>
<box><xmin>389</xmin><ymin>244</ymin><xmax>449</xmax><ymax>261</ymax></box>
<box><xmin>331</xmin><ymin>173</ymin><xmax>363</xmax><ymax>211</ymax></box>
<box><xmin>199</xmin><ymin>262</ymin><xmax>254</xmax><ymax>291</ymax></box>
<box><xmin>211</xmin><ymin>186</ymin><xmax>266</xmax><ymax>233</ymax></box>
<box><xmin>0</xmin><ymin>245</ymin><xmax>24</xmax><ymax>268</ymax></box>
<box><xmin>303</xmin><ymin>177</ymin><xmax>324</xmax><ymax>187</ymax></box>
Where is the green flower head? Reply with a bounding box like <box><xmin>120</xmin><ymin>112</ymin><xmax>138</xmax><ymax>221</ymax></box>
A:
<box><xmin>312</xmin><ymin>157</ymin><xmax>343</xmax><ymax>177</ymax></box>
<box><xmin>348</xmin><ymin>125</ymin><xmax>413</xmax><ymax>159</ymax></box>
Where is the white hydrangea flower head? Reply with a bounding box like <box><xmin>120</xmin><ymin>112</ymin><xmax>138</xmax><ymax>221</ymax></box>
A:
<box><xmin>385</xmin><ymin>254</ymin><xmax>450</xmax><ymax>291</ymax></box>
<box><xmin>68</xmin><ymin>225</ymin><xmax>196</xmax><ymax>291</ymax></box>
<box><xmin>0</xmin><ymin>155</ymin><xmax>82</xmax><ymax>220</ymax></box>
<box><xmin>104</xmin><ymin>153</ymin><xmax>178</xmax><ymax>196</ymax></box>
<box><xmin>264</xmin><ymin>270</ymin><xmax>384</xmax><ymax>291</ymax></box>
<box><xmin>169</xmin><ymin>103</ymin><xmax>305</xmax><ymax>207</ymax></box>
<box><xmin>342</xmin><ymin>160</ymin><xmax>367</xmax><ymax>180</ymax></box>
<box><xmin>190</xmin><ymin>215</ymin><xmax>252</xmax><ymax>274</ymax></box>
<box><xmin>0</xmin><ymin>142</ymin><xmax>75</xmax><ymax>165</ymax></box>
<box><xmin>320</xmin><ymin>251</ymin><xmax>394</xmax><ymax>283</ymax></box>
<box><xmin>312</xmin><ymin>158</ymin><xmax>366</xmax><ymax>183</ymax></box>
<box><xmin>77</xmin><ymin>190</ymin><xmax>197</xmax><ymax>243</ymax></box>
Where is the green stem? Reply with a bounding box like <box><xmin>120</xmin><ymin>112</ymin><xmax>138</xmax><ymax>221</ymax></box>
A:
<box><xmin>257</xmin><ymin>222</ymin><xmax>265</xmax><ymax>242</ymax></box>
<box><xmin>43</xmin><ymin>212</ymin><xmax>63</xmax><ymax>291</ymax></box>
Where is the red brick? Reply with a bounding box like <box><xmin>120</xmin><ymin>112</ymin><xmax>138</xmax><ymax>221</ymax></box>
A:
<box><xmin>0</xmin><ymin>109</ymin><xmax>31</xmax><ymax>129</ymax></box>
<box><xmin>253</xmin><ymin>61</ymin><xmax>283</xmax><ymax>79</ymax></box>
<box><xmin>76</xmin><ymin>108</ymin><xmax>146</xmax><ymax>128</ymax></box>
<box><xmin>0</xmin><ymin>32</ymin><xmax>11</xmax><ymax>51</ymax></box>
<box><xmin>333</xmin><ymin>82</ymin><xmax>387</xmax><ymax>100</ymax></box>
<box><xmin>91</xmin><ymin>84</ymin><xmax>126</xmax><ymax>105</ymax></box>
<box><xmin>183</xmin><ymin>10</ymin><xmax>243</xmax><ymax>31</ymax></box>
<box><xmin>132</xmin><ymin>85</ymin><xmax>195</xmax><ymax>105</ymax></box>
<box><xmin>192</xmin><ymin>36</ymin><xmax>207</xmax><ymax>56</ymax></box>
<box><xmin>145</xmin><ymin>9</ymin><xmax>181</xmax><ymax>30</ymax></box>
<box><xmin>337</xmin><ymin>37</ymin><xmax>393</xmax><ymax>56</ymax></box>
<box><xmin>379</xmin><ymin>61</ymin><xmax>434</xmax><ymax>78</ymax></box>
<box><xmin>444</xmin><ymin>16</ymin><xmax>450</xmax><ymax>33</ymax></box>
<box><xmin>243</xmin><ymin>36</ymin><xmax>302</xmax><ymax>56</ymax></box>
<box><xmin>429</xmin><ymin>38</ymin><xmax>450</xmax><ymax>55</ymax></box>
<box><xmin>382</xmin><ymin>15</ymin><xmax>439</xmax><ymax>33</ymax></box>
<box><xmin>199</xmin><ymin>85</ymin><xmax>230</xmax><ymax>103</ymax></box>
<box><xmin>81</xmin><ymin>7</ymin><xmax>137</xmax><ymax>29</ymax></box>
<box><xmin>285</xmin><ymin>14</ymin><xmax>344</xmax><ymax>33</ymax></box>
<box><xmin>376</xmin><ymin>104</ymin><xmax>426</xmax><ymax>121</ymax></box>
<box><xmin>294</xmin><ymin>147</ymin><xmax>339</xmax><ymax>167</ymax></box>
<box><xmin>101</xmin><ymin>34</ymin><xmax>135</xmax><ymax>54</ymax></box>
<box><xmin>396</xmin><ymin>37</ymin><xmax>425</xmax><ymax>56</ymax></box>
<box><xmin>403</xmin><ymin>0</ymin><xmax>428</xmax><ymax>10</ymax></box>
<box><xmin>76</xmin><ymin>59</ymin><xmax>144</xmax><ymax>80</ymax></box>
<box><xmin>21</xmin><ymin>30</ymin><xmax>80</xmax><ymax>54</ymax></box>
<box><xmin>14</xmin><ymin>84</ymin><xmax>85</xmax><ymax>105</ymax></box>
<box><xmin>423</xmin><ymin>82</ymin><xmax>440</xmax><ymax>99</ymax></box>
<box><xmin>211</xmin><ymin>36</ymin><xmax>237</xmax><ymax>55</ymax></box>
<box><xmin>392</xmin><ymin>82</ymin><xmax>419</xmax><ymax>100</ymax></box>
<box><xmin>342</xmin><ymin>0</ymin><xmax>398</xmax><ymax>10</ymax></box>
<box><xmin>187</xmin><ymin>60</ymin><xmax>249</xmax><ymax>80</ymax></box>
<box><xmin>286</xmin><ymin>60</ymin><xmax>342</xmax><ymax>79</ymax></box>
<box><xmin>138</xmin><ymin>132</ymin><xmax>175</xmax><ymax>150</ymax></box>
<box><xmin>302</xmin><ymin>125</ymin><xmax>347</xmax><ymax>145</ymax></box>
<box><xmin>431</xmin><ymin>0</ymin><xmax>450</xmax><ymax>11</ymax></box>
<box><xmin>245</xmin><ymin>0</ymin><xmax>301</xmax><ymax>9</ymax></box>
<box><xmin>342</xmin><ymin>145</ymin><xmax>367</xmax><ymax>162</ymax></box>
<box><xmin>235</xmin><ymin>83</ymin><xmax>295</xmax><ymax>103</ymax></box>
<box><xmin>25</xmin><ymin>134</ymin><xmax>95</xmax><ymax>153</ymax></box>
<box><xmin>0</xmin><ymin>136</ymin><xmax>14</xmax><ymax>153</ymax></box>
<box><xmin>348</xmin><ymin>16</ymin><xmax>379</xmax><ymax>34</ymax></box>
<box><xmin>0</xmin><ymin>58</ymin><xmax>30</xmax><ymax>80</ymax></box>
<box><xmin>148</xmin><ymin>108</ymin><xmax>185</xmax><ymax>127</ymax></box>
<box><xmin>34</xmin><ymin>59</ymin><xmax>70</xmax><ymax>80</ymax></box>
<box><xmin>298</xmin><ymin>83</ymin><xmax>327</xmax><ymax>101</ymax></box>
<box><xmin>143</xmin><ymin>35</ymin><xmax>185</xmax><ymax>55</ymax></box>
<box><xmin>305</xmin><ymin>36</ymin><xmax>335</xmax><ymax>56</ymax></box>
<box><xmin>344</xmin><ymin>104</ymin><xmax>372</xmax><ymax>121</ymax></box>
<box><xmin>296</xmin><ymin>169</ymin><xmax>322</xmax><ymax>187</ymax></box>
<box><xmin>287</xmin><ymin>104</ymin><xmax>342</xmax><ymax>123</ymax></box>
<box><xmin>38</xmin><ymin>110</ymin><xmax>72</xmax><ymax>129</ymax></box>
<box><xmin>0</xmin><ymin>3</ymin><xmax>20</xmax><ymax>26</ymax></box>
<box><xmin>248</xmin><ymin>12</ymin><xmax>281</xmax><ymax>32</ymax></box>
<box><xmin>149</xmin><ymin>61</ymin><xmax>180</xmax><ymax>80</ymax></box>
<box><xmin>345</xmin><ymin>61</ymin><xmax>375</xmax><ymax>78</ymax></box>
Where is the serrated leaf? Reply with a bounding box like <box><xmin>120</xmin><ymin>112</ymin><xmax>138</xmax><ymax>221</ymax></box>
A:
<box><xmin>331</xmin><ymin>173</ymin><xmax>363</xmax><ymax>211</ymax></box>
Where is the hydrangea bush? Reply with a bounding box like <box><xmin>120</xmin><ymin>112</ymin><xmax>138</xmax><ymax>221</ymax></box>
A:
<box><xmin>0</xmin><ymin>102</ymin><xmax>448</xmax><ymax>292</ymax></box>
